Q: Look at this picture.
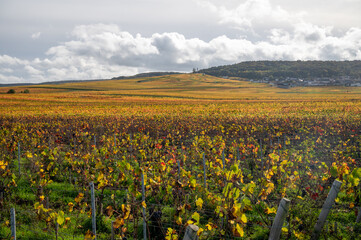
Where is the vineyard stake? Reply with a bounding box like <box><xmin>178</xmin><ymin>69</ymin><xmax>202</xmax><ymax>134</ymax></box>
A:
<box><xmin>203</xmin><ymin>153</ymin><xmax>207</xmax><ymax>190</ymax></box>
<box><xmin>311</xmin><ymin>180</ymin><xmax>342</xmax><ymax>240</ymax></box>
<box><xmin>10</xmin><ymin>208</ymin><xmax>16</xmax><ymax>240</ymax></box>
<box><xmin>222</xmin><ymin>149</ymin><xmax>225</xmax><ymax>170</ymax></box>
<box><xmin>260</xmin><ymin>139</ymin><xmax>264</xmax><ymax>172</ymax></box>
<box><xmin>183</xmin><ymin>224</ymin><xmax>199</xmax><ymax>240</ymax></box>
<box><xmin>357</xmin><ymin>206</ymin><xmax>361</xmax><ymax>223</ymax></box>
<box><xmin>17</xmin><ymin>142</ymin><xmax>21</xmax><ymax>176</ymax></box>
<box><xmin>111</xmin><ymin>221</ymin><xmax>115</xmax><ymax>240</ymax></box>
<box><xmin>141</xmin><ymin>171</ymin><xmax>147</xmax><ymax>240</ymax></box>
<box><xmin>90</xmin><ymin>182</ymin><xmax>97</xmax><ymax>239</ymax></box>
<box><xmin>114</xmin><ymin>133</ymin><xmax>116</xmax><ymax>148</ymax></box>
<box><xmin>177</xmin><ymin>159</ymin><xmax>181</xmax><ymax>177</ymax></box>
<box><xmin>237</xmin><ymin>146</ymin><xmax>240</xmax><ymax>161</ymax></box>
<box><xmin>55</xmin><ymin>222</ymin><xmax>59</xmax><ymax>240</ymax></box>
<box><xmin>269</xmin><ymin>198</ymin><xmax>290</xmax><ymax>240</ymax></box>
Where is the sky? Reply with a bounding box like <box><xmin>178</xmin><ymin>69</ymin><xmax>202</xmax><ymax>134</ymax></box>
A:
<box><xmin>0</xmin><ymin>0</ymin><xmax>361</xmax><ymax>83</ymax></box>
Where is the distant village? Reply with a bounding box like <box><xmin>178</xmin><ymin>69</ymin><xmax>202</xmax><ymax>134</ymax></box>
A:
<box><xmin>247</xmin><ymin>76</ymin><xmax>361</xmax><ymax>88</ymax></box>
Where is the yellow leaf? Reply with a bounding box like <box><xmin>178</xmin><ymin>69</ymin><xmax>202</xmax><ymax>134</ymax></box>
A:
<box><xmin>176</xmin><ymin>216</ymin><xmax>182</xmax><ymax>225</ymax></box>
<box><xmin>197</xmin><ymin>228</ymin><xmax>204</xmax><ymax>236</ymax></box>
<box><xmin>206</xmin><ymin>223</ymin><xmax>212</xmax><ymax>231</ymax></box>
<box><xmin>142</xmin><ymin>201</ymin><xmax>147</xmax><ymax>209</ymax></box>
<box><xmin>186</xmin><ymin>220</ymin><xmax>194</xmax><ymax>225</ymax></box>
<box><xmin>75</xmin><ymin>193</ymin><xmax>84</xmax><ymax>203</ymax></box>
<box><xmin>68</xmin><ymin>202</ymin><xmax>74</xmax><ymax>212</ymax></box>
<box><xmin>57</xmin><ymin>211</ymin><xmax>65</xmax><ymax>225</ymax></box>
<box><xmin>282</xmin><ymin>227</ymin><xmax>288</xmax><ymax>233</ymax></box>
<box><xmin>241</xmin><ymin>213</ymin><xmax>247</xmax><ymax>223</ymax></box>
<box><xmin>196</xmin><ymin>198</ymin><xmax>203</xmax><ymax>210</ymax></box>
<box><xmin>113</xmin><ymin>218</ymin><xmax>124</xmax><ymax>229</ymax></box>
<box><xmin>266</xmin><ymin>207</ymin><xmax>277</xmax><ymax>214</ymax></box>
<box><xmin>191</xmin><ymin>212</ymin><xmax>200</xmax><ymax>225</ymax></box>
<box><xmin>236</xmin><ymin>223</ymin><xmax>244</xmax><ymax>237</ymax></box>
<box><xmin>39</xmin><ymin>195</ymin><xmax>45</xmax><ymax>201</ymax></box>
<box><xmin>350</xmin><ymin>202</ymin><xmax>355</xmax><ymax>208</ymax></box>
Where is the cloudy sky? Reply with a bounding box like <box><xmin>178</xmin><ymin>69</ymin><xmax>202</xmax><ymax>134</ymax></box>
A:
<box><xmin>1</xmin><ymin>0</ymin><xmax>361</xmax><ymax>83</ymax></box>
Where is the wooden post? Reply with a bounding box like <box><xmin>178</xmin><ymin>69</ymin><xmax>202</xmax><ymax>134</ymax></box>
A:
<box><xmin>141</xmin><ymin>171</ymin><xmax>147</xmax><ymax>240</ymax></box>
<box><xmin>10</xmin><ymin>208</ymin><xmax>16</xmax><ymax>240</ymax></box>
<box><xmin>90</xmin><ymin>182</ymin><xmax>97</xmax><ymax>239</ymax></box>
<box><xmin>269</xmin><ymin>198</ymin><xmax>290</xmax><ymax>240</ymax></box>
<box><xmin>202</xmin><ymin>153</ymin><xmax>207</xmax><ymax>190</ymax></box>
<box><xmin>17</xmin><ymin>142</ymin><xmax>21</xmax><ymax>176</ymax></box>
<box><xmin>183</xmin><ymin>224</ymin><xmax>199</xmax><ymax>240</ymax></box>
<box><xmin>311</xmin><ymin>180</ymin><xmax>342</xmax><ymax>240</ymax></box>
<box><xmin>357</xmin><ymin>206</ymin><xmax>361</xmax><ymax>223</ymax></box>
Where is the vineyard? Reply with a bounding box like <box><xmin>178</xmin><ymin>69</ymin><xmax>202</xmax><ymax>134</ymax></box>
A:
<box><xmin>1</xmin><ymin>75</ymin><xmax>361</xmax><ymax>239</ymax></box>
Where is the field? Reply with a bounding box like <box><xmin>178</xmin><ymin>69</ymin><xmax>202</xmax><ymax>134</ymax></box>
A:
<box><xmin>1</xmin><ymin>74</ymin><xmax>361</xmax><ymax>239</ymax></box>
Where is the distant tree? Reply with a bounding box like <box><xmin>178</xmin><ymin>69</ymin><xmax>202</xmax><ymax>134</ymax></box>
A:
<box><xmin>23</xmin><ymin>89</ymin><xmax>30</xmax><ymax>93</ymax></box>
<box><xmin>7</xmin><ymin>89</ymin><xmax>15</xmax><ymax>94</ymax></box>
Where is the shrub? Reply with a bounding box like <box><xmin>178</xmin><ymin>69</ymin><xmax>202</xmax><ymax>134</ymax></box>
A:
<box><xmin>23</xmin><ymin>89</ymin><xmax>30</xmax><ymax>93</ymax></box>
<box><xmin>7</xmin><ymin>89</ymin><xmax>15</xmax><ymax>94</ymax></box>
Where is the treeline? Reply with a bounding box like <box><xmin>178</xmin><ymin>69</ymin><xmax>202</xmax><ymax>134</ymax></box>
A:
<box><xmin>197</xmin><ymin>60</ymin><xmax>361</xmax><ymax>79</ymax></box>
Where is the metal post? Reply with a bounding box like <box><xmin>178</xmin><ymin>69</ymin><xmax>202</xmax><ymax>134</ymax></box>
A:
<box><xmin>269</xmin><ymin>198</ymin><xmax>290</xmax><ymax>240</ymax></box>
<box><xmin>311</xmin><ymin>180</ymin><xmax>342</xmax><ymax>240</ymax></box>
<box><xmin>90</xmin><ymin>182</ymin><xmax>96</xmax><ymax>239</ymax></box>
<box><xmin>55</xmin><ymin>222</ymin><xmax>59</xmax><ymax>240</ymax></box>
<box><xmin>10</xmin><ymin>208</ymin><xmax>16</xmax><ymax>240</ymax></box>
<box><xmin>202</xmin><ymin>153</ymin><xmax>207</xmax><ymax>190</ymax></box>
<box><xmin>141</xmin><ymin>171</ymin><xmax>147</xmax><ymax>240</ymax></box>
<box><xmin>111</xmin><ymin>221</ymin><xmax>115</xmax><ymax>240</ymax></box>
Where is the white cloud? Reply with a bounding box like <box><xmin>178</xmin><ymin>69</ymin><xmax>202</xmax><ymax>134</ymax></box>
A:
<box><xmin>0</xmin><ymin>19</ymin><xmax>361</xmax><ymax>83</ymax></box>
<box><xmin>31</xmin><ymin>32</ymin><xmax>41</xmax><ymax>39</ymax></box>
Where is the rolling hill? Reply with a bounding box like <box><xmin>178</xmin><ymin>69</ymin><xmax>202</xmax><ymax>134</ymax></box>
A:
<box><xmin>1</xmin><ymin>73</ymin><xmax>361</xmax><ymax>101</ymax></box>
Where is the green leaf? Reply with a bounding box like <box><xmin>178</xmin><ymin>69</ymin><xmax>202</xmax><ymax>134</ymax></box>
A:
<box><xmin>330</xmin><ymin>165</ymin><xmax>338</xmax><ymax>177</ymax></box>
